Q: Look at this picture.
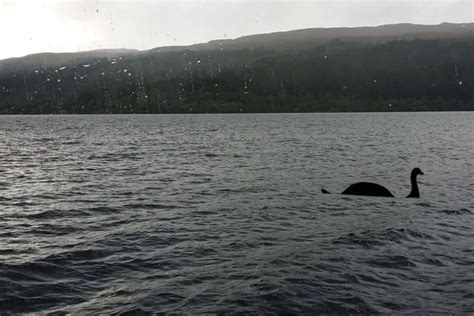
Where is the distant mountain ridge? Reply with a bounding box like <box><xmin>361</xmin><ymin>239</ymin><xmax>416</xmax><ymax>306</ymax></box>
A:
<box><xmin>0</xmin><ymin>49</ymin><xmax>140</xmax><ymax>73</ymax></box>
<box><xmin>1</xmin><ymin>22</ymin><xmax>472</xmax><ymax>71</ymax></box>
<box><xmin>185</xmin><ymin>22</ymin><xmax>474</xmax><ymax>51</ymax></box>
<box><xmin>0</xmin><ymin>22</ymin><xmax>473</xmax><ymax>114</ymax></box>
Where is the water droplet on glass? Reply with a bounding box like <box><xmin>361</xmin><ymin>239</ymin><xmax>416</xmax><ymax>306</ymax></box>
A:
<box><xmin>196</xmin><ymin>58</ymin><xmax>201</xmax><ymax>64</ymax></box>
<box><xmin>458</xmin><ymin>81</ymin><xmax>463</xmax><ymax>85</ymax></box>
<box><xmin>57</xmin><ymin>79</ymin><xmax>61</xmax><ymax>83</ymax></box>
<box><xmin>83</xmin><ymin>64</ymin><xmax>91</xmax><ymax>68</ymax></box>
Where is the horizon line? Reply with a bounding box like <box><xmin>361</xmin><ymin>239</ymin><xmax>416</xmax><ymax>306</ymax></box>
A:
<box><xmin>1</xmin><ymin>21</ymin><xmax>472</xmax><ymax>62</ymax></box>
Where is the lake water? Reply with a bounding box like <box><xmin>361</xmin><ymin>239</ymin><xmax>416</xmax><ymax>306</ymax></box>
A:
<box><xmin>0</xmin><ymin>112</ymin><xmax>473</xmax><ymax>314</ymax></box>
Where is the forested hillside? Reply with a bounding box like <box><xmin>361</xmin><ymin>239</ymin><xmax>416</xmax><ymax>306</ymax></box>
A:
<box><xmin>0</xmin><ymin>23</ymin><xmax>472</xmax><ymax>113</ymax></box>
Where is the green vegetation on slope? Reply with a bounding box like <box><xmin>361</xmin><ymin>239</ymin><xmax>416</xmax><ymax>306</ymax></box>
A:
<box><xmin>0</xmin><ymin>33</ymin><xmax>473</xmax><ymax>113</ymax></box>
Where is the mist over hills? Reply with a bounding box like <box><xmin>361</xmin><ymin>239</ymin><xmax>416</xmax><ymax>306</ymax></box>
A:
<box><xmin>0</xmin><ymin>22</ymin><xmax>473</xmax><ymax>114</ymax></box>
<box><xmin>186</xmin><ymin>22</ymin><xmax>473</xmax><ymax>51</ymax></box>
<box><xmin>0</xmin><ymin>49</ymin><xmax>140</xmax><ymax>73</ymax></box>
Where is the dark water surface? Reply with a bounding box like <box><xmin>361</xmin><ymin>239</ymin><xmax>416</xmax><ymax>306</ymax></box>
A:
<box><xmin>0</xmin><ymin>113</ymin><xmax>473</xmax><ymax>314</ymax></box>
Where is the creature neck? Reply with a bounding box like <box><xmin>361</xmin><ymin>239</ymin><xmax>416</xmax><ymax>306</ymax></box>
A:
<box><xmin>407</xmin><ymin>174</ymin><xmax>420</xmax><ymax>198</ymax></box>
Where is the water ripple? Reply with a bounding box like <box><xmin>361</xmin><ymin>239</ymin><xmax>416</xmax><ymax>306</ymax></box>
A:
<box><xmin>0</xmin><ymin>113</ymin><xmax>473</xmax><ymax>314</ymax></box>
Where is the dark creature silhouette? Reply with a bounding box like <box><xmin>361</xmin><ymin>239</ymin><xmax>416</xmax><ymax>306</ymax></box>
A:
<box><xmin>322</xmin><ymin>168</ymin><xmax>424</xmax><ymax>198</ymax></box>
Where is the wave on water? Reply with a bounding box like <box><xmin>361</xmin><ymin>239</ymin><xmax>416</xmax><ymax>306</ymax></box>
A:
<box><xmin>440</xmin><ymin>208</ymin><xmax>472</xmax><ymax>215</ymax></box>
<box><xmin>1</xmin><ymin>113</ymin><xmax>474</xmax><ymax>313</ymax></box>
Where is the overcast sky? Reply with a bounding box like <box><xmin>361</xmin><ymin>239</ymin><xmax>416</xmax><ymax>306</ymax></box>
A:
<box><xmin>0</xmin><ymin>0</ymin><xmax>472</xmax><ymax>60</ymax></box>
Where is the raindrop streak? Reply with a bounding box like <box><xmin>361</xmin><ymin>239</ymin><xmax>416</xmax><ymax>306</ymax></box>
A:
<box><xmin>454</xmin><ymin>65</ymin><xmax>463</xmax><ymax>85</ymax></box>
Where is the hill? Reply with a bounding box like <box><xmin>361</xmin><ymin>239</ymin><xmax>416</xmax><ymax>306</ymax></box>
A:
<box><xmin>0</xmin><ymin>23</ymin><xmax>473</xmax><ymax>114</ymax></box>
